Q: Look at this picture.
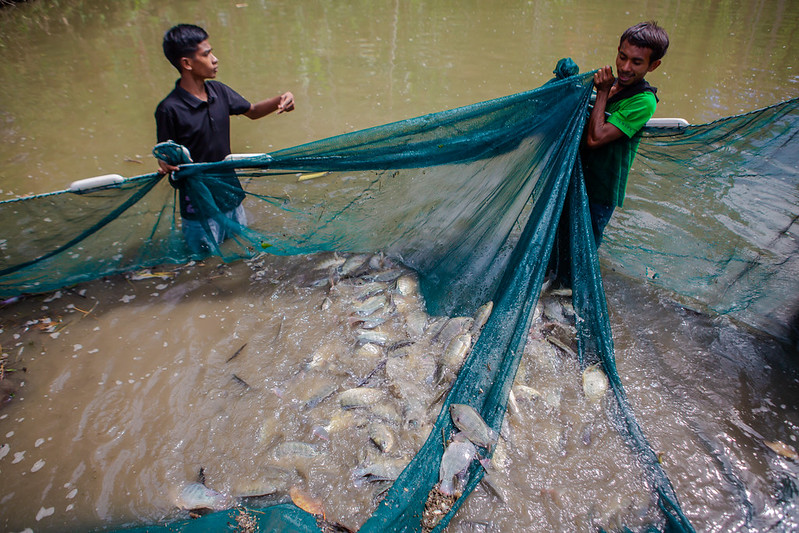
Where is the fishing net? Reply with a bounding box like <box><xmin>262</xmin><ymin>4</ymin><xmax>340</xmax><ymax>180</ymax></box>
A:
<box><xmin>2</xmin><ymin>62</ymin><xmax>797</xmax><ymax>531</ymax></box>
<box><xmin>611</xmin><ymin>98</ymin><xmax>799</xmax><ymax>341</ymax></box>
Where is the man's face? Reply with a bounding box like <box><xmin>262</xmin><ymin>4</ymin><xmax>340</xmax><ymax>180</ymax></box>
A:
<box><xmin>615</xmin><ymin>40</ymin><xmax>661</xmax><ymax>87</ymax></box>
<box><xmin>184</xmin><ymin>39</ymin><xmax>218</xmax><ymax>79</ymax></box>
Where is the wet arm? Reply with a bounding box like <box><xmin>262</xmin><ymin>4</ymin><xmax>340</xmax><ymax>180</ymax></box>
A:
<box><xmin>244</xmin><ymin>91</ymin><xmax>295</xmax><ymax>119</ymax></box>
<box><xmin>584</xmin><ymin>67</ymin><xmax>625</xmax><ymax>149</ymax></box>
<box><xmin>155</xmin><ymin>107</ymin><xmax>180</xmax><ymax>174</ymax></box>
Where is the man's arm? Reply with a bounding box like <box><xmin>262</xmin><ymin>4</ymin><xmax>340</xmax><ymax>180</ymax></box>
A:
<box><xmin>584</xmin><ymin>66</ymin><xmax>626</xmax><ymax>149</ymax></box>
<box><xmin>244</xmin><ymin>91</ymin><xmax>295</xmax><ymax>119</ymax></box>
<box><xmin>155</xmin><ymin>105</ymin><xmax>180</xmax><ymax>175</ymax></box>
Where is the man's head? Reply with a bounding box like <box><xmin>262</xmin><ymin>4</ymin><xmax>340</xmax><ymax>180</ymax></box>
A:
<box><xmin>163</xmin><ymin>24</ymin><xmax>217</xmax><ymax>78</ymax></box>
<box><xmin>615</xmin><ymin>21</ymin><xmax>669</xmax><ymax>87</ymax></box>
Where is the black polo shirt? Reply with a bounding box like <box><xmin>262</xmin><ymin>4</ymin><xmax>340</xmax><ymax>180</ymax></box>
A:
<box><xmin>155</xmin><ymin>80</ymin><xmax>251</xmax><ymax>218</ymax></box>
<box><xmin>155</xmin><ymin>80</ymin><xmax>251</xmax><ymax>162</ymax></box>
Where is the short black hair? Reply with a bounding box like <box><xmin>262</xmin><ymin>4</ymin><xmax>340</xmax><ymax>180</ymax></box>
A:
<box><xmin>620</xmin><ymin>21</ymin><xmax>669</xmax><ymax>63</ymax></box>
<box><xmin>162</xmin><ymin>24</ymin><xmax>208</xmax><ymax>71</ymax></box>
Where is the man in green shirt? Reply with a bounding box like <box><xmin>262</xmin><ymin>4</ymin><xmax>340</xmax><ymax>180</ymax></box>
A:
<box><xmin>582</xmin><ymin>21</ymin><xmax>670</xmax><ymax>246</ymax></box>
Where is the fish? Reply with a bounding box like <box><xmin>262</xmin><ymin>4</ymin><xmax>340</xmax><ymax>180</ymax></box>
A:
<box><xmin>273</xmin><ymin>441</ymin><xmax>319</xmax><ymax>459</ymax></box>
<box><xmin>395</xmin><ymin>275</ymin><xmax>419</xmax><ymax>296</ymax></box>
<box><xmin>548</xmin><ymin>287</ymin><xmax>573</xmax><ymax>298</ymax></box>
<box><xmin>347</xmin><ymin>316</ymin><xmax>388</xmax><ymax>329</ymax></box>
<box><xmin>433</xmin><ymin>317</ymin><xmax>474</xmax><ymax>346</ymax></box>
<box><xmin>322</xmin><ymin>411</ymin><xmax>366</xmax><ymax>434</ymax></box>
<box><xmin>225</xmin><ymin>342</ymin><xmax>248</xmax><ymax>363</ymax></box>
<box><xmin>356</xmin><ymin>330</ymin><xmax>389</xmax><ymax>346</ymax></box>
<box><xmin>231</xmin><ymin>373</ymin><xmax>252</xmax><ymax>389</ymax></box>
<box><xmin>354</xmin><ymin>342</ymin><xmax>383</xmax><ymax>360</ymax></box>
<box><xmin>543</xmin><ymin>299</ymin><xmax>568</xmax><ymax>324</ymax></box>
<box><xmin>368</xmin><ymin>253</ymin><xmax>388</xmax><ymax>270</ymax></box>
<box><xmin>506</xmin><ymin>388</ymin><xmax>519</xmax><ymax>416</ymax></box>
<box><xmin>512</xmin><ymin>384</ymin><xmax>541</xmax><ymax>402</ymax></box>
<box><xmin>352</xmin><ymin>294</ymin><xmax>388</xmax><ymax>316</ymax></box>
<box><xmin>369</xmin><ymin>401</ymin><xmax>404</xmax><ymax>426</ymax></box>
<box><xmin>356</xmin><ymin>358</ymin><xmax>387</xmax><ymax>388</ymax></box>
<box><xmin>364</xmin><ymin>269</ymin><xmax>404</xmax><ymax>282</ymax></box>
<box><xmin>582</xmin><ymin>363</ymin><xmax>609</xmax><ymax>402</ymax></box>
<box><xmin>352</xmin><ymin>457</ymin><xmax>409</xmax><ymax>481</ymax></box>
<box><xmin>352</xmin><ymin>281</ymin><xmax>389</xmax><ymax>301</ymax></box>
<box><xmin>339</xmin><ymin>254</ymin><xmax>370</xmax><ymax>276</ymax></box>
<box><xmin>302</xmin><ymin>382</ymin><xmax>340</xmax><ymax>410</ymax></box>
<box><xmin>176</xmin><ymin>482</ymin><xmax>230</xmax><ymax>511</ymax></box>
<box><xmin>546</xmin><ymin>335</ymin><xmax>577</xmax><ymax>358</ymax></box>
<box><xmin>477</xmin><ymin>458</ymin><xmax>507</xmax><ymax>502</ymax></box>
<box><xmin>425</xmin><ymin>316</ymin><xmax>449</xmax><ymax>339</ymax></box>
<box><xmin>338</xmin><ymin>387</ymin><xmax>385</xmax><ymax>409</ymax></box>
<box><xmin>231</xmin><ymin>479</ymin><xmax>285</xmax><ymax>498</ymax></box>
<box><xmin>405</xmin><ymin>311</ymin><xmax>428</xmax><ymax>337</ymax></box>
<box><xmin>307</xmin><ymin>342</ymin><xmax>340</xmax><ymax>370</ymax></box>
<box><xmin>450</xmin><ymin>404</ymin><xmax>498</xmax><ymax>450</ymax></box>
<box><xmin>442</xmin><ymin>333</ymin><xmax>472</xmax><ymax>368</ymax></box>
<box><xmin>471</xmin><ymin>301</ymin><xmax>493</xmax><ymax>334</ymax></box>
<box><xmin>439</xmin><ymin>433</ymin><xmax>478</xmax><ymax>496</ymax></box>
<box><xmin>313</xmin><ymin>253</ymin><xmax>346</xmax><ymax>271</ymax></box>
<box><xmin>369</xmin><ymin>423</ymin><xmax>396</xmax><ymax>453</ymax></box>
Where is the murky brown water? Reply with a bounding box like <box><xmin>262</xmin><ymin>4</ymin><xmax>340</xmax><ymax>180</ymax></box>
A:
<box><xmin>1</xmin><ymin>0</ymin><xmax>798</xmax><ymax>532</ymax></box>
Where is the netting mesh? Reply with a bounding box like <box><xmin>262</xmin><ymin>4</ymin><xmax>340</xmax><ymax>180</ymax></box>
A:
<box><xmin>2</xmin><ymin>67</ymin><xmax>797</xmax><ymax>531</ymax></box>
<box><xmin>610</xmin><ymin>98</ymin><xmax>799</xmax><ymax>340</ymax></box>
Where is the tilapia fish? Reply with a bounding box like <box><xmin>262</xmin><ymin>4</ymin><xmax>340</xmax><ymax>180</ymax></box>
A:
<box><xmin>450</xmin><ymin>404</ymin><xmax>498</xmax><ymax>450</ymax></box>
<box><xmin>175</xmin><ymin>482</ymin><xmax>230</xmax><ymax>511</ymax></box>
<box><xmin>439</xmin><ymin>433</ymin><xmax>478</xmax><ymax>496</ymax></box>
<box><xmin>582</xmin><ymin>363</ymin><xmax>609</xmax><ymax>402</ymax></box>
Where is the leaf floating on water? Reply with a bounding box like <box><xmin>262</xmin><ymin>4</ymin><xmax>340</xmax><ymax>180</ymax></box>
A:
<box><xmin>764</xmin><ymin>440</ymin><xmax>799</xmax><ymax>461</ymax></box>
<box><xmin>128</xmin><ymin>269</ymin><xmax>174</xmax><ymax>281</ymax></box>
<box><xmin>290</xmin><ymin>486</ymin><xmax>325</xmax><ymax>517</ymax></box>
<box><xmin>297</xmin><ymin>171</ymin><xmax>329</xmax><ymax>182</ymax></box>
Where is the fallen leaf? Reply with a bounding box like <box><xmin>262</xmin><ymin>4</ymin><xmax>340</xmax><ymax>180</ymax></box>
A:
<box><xmin>764</xmin><ymin>440</ymin><xmax>798</xmax><ymax>461</ymax></box>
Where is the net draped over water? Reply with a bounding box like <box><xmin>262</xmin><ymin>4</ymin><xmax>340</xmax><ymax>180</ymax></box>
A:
<box><xmin>2</xmin><ymin>66</ymin><xmax>797</xmax><ymax>531</ymax></box>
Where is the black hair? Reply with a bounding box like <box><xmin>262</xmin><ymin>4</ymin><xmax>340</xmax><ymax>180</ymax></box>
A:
<box><xmin>162</xmin><ymin>24</ymin><xmax>208</xmax><ymax>71</ymax></box>
<box><xmin>620</xmin><ymin>21</ymin><xmax>669</xmax><ymax>63</ymax></box>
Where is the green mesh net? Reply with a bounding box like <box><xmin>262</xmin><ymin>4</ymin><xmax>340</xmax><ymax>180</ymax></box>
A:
<box><xmin>611</xmin><ymin>99</ymin><xmax>799</xmax><ymax>341</ymax></box>
<box><xmin>2</xmin><ymin>65</ymin><xmax>797</xmax><ymax>531</ymax></box>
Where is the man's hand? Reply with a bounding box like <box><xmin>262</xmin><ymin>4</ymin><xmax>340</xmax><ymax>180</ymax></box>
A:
<box><xmin>246</xmin><ymin>92</ymin><xmax>296</xmax><ymax>119</ymax></box>
<box><xmin>157</xmin><ymin>159</ymin><xmax>179</xmax><ymax>175</ymax></box>
<box><xmin>584</xmin><ymin>66</ymin><xmax>624</xmax><ymax>149</ymax></box>
<box><xmin>277</xmin><ymin>91</ymin><xmax>294</xmax><ymax>114</ymax></box>
<box><xmin>593</xmin><ymin>65</ymin><xmax>615</xmax><ymax>94</ymax></box>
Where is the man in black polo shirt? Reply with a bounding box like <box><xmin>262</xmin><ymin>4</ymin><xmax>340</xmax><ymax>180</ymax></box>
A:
<box><xmin>155</xmin><ymin>23</ymin><xmax>294</xmax><ymax>253</ymax></box>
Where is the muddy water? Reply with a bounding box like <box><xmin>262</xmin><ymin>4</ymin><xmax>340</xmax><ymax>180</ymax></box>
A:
<box><xmin>0</xmin><ymin>254</ymin><xmax>648</xmax><ymax>532</ymax></box>
<box><xmin>1</xmin><ymin>0</ymin><xmax>798</xmax><ymax>532</ymax></box>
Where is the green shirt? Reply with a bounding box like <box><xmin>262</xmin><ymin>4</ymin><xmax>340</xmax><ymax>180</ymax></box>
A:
<box><xmin>583</xmin><ymin>90</ymin><xmax>657</xmax><ymax>207</ymax></box>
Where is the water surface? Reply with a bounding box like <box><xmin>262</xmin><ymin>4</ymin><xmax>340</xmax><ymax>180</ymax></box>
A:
<box><xmin>1</xmin><ymin>1</ymin><xmax>798</xmax><ymax>532</ymax></box>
